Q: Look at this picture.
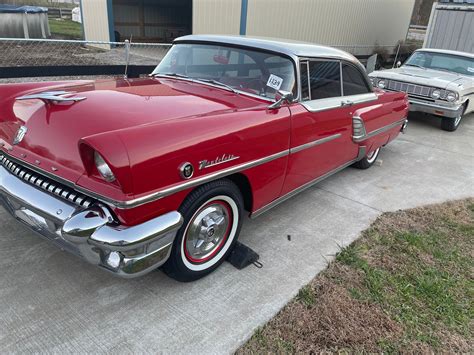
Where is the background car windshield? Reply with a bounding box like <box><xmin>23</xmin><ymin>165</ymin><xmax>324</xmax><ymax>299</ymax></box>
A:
<box><xmin>405</xmin><ymin>51</ymin><xmax>474</xmax><ymax>76</ymax></box>
<box><xmin>153</xmin><ymin>43</ymin><xmax>296</xmax><ymax>99</ymax></box>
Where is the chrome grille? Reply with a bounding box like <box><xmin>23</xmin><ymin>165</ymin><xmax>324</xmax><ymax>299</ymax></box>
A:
<box><xmin>386</xmin><ymin>80</ymin><xmax>448</xmax><ymax>100</ymax></box>
<box><xmin>0</xmin><ymin>153</ymin><xmax>95</xmax><ymax>208</ymax></box>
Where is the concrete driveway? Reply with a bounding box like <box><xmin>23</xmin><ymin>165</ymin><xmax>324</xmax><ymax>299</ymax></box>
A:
<box><xmin>1</xmin><ymin>113</ymin><xmax>473</xmax><ymax>354</ymax></box>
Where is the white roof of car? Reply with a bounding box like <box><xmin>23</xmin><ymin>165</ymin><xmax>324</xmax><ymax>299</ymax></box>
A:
<box><xmin>416</xmin><ymin>48</ymin><xmax>474</xmax><ymax>59</ymax></box>
<box><xmin>174</xmin><ymin>35</ymin><xmax>361</xmax><ymax>65</ymax></box>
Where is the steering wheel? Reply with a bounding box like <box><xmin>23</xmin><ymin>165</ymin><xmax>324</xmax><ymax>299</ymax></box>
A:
<box><xmin>243</xmin><ymin>76</ymin><xmax>268</xmax><ymax>95</ymax></box>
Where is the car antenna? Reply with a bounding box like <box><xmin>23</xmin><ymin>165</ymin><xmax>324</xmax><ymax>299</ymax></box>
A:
<box><xmin>124</xmin><ymin>36</ymin><xmax>132</xmax><ymax>79</ymax></box>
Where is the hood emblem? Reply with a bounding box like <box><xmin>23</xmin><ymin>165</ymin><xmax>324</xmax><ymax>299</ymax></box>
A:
<box><xmin>199</xmin><ymin>154</ymin><xmax>240</xmax><ymax>170</ymax></box>
<box><xmin>16</xmin><ymin>91</ymin><xmax>86</xmax><ymax>103</ymax></box>
<box><xmin>13</xmin><ymin>126</ymin><xmax>28</xmax><ymax>145</ymax></box>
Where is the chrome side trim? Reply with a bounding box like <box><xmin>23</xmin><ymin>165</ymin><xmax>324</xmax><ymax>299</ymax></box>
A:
<box><xmin>115</xmin><ymin>150</ymin><xmax>290</xmax><ymax>209</ymax></box>
<box><xmin>0</xmin><ymin>149</ymin><xmax>289</xmax><ymax>210</ymax></box>
<box><xmin>353</xmin><ymin>118</ymin><xmax>407</xmax><ymax>143</ymax></box>
<box><xmin>250</xmin><ymin>146</ymin><xmax>366</xmax><ymax>219</ymax></box>
<box><xmin>290</xmin><ymin>133</ymin><xmax>341</xmax><ymax>154</ymax></box>
<box><xmin>301</xmin><ymin>93</ymin><xmax>378</xmax><ymax>113</ymax></box>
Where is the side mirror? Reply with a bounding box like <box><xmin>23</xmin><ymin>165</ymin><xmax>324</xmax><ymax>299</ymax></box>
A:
<box><xmin>268</xmin><ymin>90</ymin><xmax>294</xmax><ymax>110</ymax></box>
<box><xmin>396</xmin><ymin>61</ymin><xmax>402</xmax><ymax>68</ymax></box>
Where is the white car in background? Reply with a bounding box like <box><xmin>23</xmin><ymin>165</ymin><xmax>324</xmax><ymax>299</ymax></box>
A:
<box><xmin>369</xmin><ymin>49</ymin><xmax>473</xmax><ymax>131</ymax></box>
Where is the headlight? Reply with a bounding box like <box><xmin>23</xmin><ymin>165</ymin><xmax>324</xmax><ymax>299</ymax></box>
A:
<box><xmin>377</xmin><ymin>79</ymin><xmax>386</xmax><ymax>89</ymax></box>
<box><xmin>446</xmin><ymin>91</ymin><xmax>457</xmax><ymax>102</ymax></box>
<box><xmin>94</xmin><ymin>151</ymin><xmax>116</xmax><ymax>182</ymax></box>
<box><xmin>431</xmin><ymin>89</ymin><xmax>441</xmax><ymax>99</ymax></box>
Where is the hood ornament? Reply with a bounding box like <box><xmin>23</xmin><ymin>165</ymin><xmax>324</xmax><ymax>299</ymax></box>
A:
<box><xmin>13</xmin><ymin>126</ymin><xmax>28</xmax><ymax>145</ymax></box>
<box><xmin>16</xmin><ymin>91</ymin><xmax>86</xmax><ymax>103</ymax></box>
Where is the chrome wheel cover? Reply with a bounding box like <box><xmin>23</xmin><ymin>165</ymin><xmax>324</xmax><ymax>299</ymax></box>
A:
<box><xmin>366</xmin><ymin>148</ymin><xmax>380</xmax><ymax>164</ymax></box>
<box><xmin>454</xmin><ymin>113</ymin><xmax>462</xmax><ymax>127</ymax></box>
<box><xmin>184</xmin><ymin>201</ymin><xmax>232</xmax><ymax>263</ymax></box>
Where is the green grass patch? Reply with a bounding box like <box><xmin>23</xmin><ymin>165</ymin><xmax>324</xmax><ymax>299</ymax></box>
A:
<box><xmin>48</xmin><ymin>18</ymin><xmax>83</xmax><ymax>40</ymax></box>
<box><xmin>296</xmin><ymin>285</ymin><xmax>316</xmax><ymax>308</ymax></box>
<box><xmin>239</xmin><ymin>199</ymin><xmax>474</xmax><ymax>353</ymax></box>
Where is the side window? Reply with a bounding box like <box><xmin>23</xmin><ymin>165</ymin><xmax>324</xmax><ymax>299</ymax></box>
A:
<box><xmin>308</xmin><ymin>61</ymin><xmax>341</xmax><ymax>100</ymax></box>
<box><xmin>342</xmin><ymin>64</ymin><xmax>371</xmax><ymax>96</ymax></box>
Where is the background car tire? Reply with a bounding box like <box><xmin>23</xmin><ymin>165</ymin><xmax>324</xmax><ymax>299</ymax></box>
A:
<box><xmin>352</xmin><ymin>147</ymin><xmax>380</xmax><ymax>169</ymax></box>
<box><xmin>162</xmin><ymin>179</ymin><xmax>244</xmax><ymax>282</ymax></box>
<box><xmin>441</xmin><ymin>103</ymin><xmax>466</xmax><ymax>132</ymax></box>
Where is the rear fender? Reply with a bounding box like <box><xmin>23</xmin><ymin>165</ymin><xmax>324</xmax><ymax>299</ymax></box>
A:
<box><xmin>352</xmin><ymin>91</ymin><xmax>408</xmax><ymax>152</ymax></box>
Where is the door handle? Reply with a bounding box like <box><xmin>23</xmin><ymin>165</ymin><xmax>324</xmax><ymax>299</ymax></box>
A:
<box><xmin>341</xmin><ymin>100</ymin><xmax>353</xmax><ymax>107</ymax></box>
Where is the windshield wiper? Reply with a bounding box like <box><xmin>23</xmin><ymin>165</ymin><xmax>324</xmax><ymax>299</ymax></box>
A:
<box><xmin>152</xmin><ymin>74</ymin><xmax>238</xmax><ymax>94</ymax></box>
<box><xmin>196</xmin><ymin>79</ymin><xmax>238</xmax><ymax>94</ymax></box>
<box><xmin>152</xmin><ymin>72</ymin><xmax>190</xmax><ymax>79</ymax></box>
<box><xmin>404</xmin><ymin>63</ymin><xmax>426</xmax><ymax>70</ymax></box>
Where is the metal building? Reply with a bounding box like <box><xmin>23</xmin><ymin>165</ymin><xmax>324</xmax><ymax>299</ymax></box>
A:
<box><xmin>81</xmin><ymin>0</ymin><xmax>415</xmax><ymax>53</ymax></box>
<box><xmin>424</xmin><ymin>0</ymin><xmax>474</xmax><ymax>53</ymax></box>
<box><xmin>81</xmin><ymin>0</ymin><xmax>192</xmax><ymax>43</ymax></box>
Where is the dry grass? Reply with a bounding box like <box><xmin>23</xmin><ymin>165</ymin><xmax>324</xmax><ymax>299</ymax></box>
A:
<box><xmin>239</xmin><ymin>198</ymin><xmax>474</xmax><ymax>354</ymax></box>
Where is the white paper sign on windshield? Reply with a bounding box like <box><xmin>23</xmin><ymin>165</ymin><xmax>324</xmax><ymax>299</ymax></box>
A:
<box><xmin>267</xmin><ymin>74</ymin><xmax>284</xmax><ymax>90</ymax></box>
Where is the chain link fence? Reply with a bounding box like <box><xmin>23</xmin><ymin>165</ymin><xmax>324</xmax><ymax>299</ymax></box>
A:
<box><xmin>0</xmin><ymin>38</ymin><xmax>420</xmax><ymax>81</ymax></box>
<box><xmin>0</xmin><ymin>38</ymin><xmax>170</xmax><ymax>67</ymax></box>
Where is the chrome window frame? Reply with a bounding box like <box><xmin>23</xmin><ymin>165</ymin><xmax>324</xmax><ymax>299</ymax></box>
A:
<box><xmin>297</xmin><ymin>57</ymin><xmax>377</xmax><ymax>112</ymax></box>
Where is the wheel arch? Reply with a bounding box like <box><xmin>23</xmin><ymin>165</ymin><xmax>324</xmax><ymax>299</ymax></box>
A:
<box><xmin>181</xmin><ymin>172</ymin><xmax>253</xmax><ymax>213</ymax></box>
<box><xmin>225</xmin><ymin>173</ymin><xmax>253</xmax><ymax>213</ymax></box>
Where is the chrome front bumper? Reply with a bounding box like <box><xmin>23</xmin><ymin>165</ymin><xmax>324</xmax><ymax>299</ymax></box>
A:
<box><xmin>408</xmin><ymin>98</ymin><xmax>463</xmax><ymax>118</ymax></box>
<box><xmin>0</xmin><ymin>163</ymin><xmax>183</xmax><ymax>278</ymax></box>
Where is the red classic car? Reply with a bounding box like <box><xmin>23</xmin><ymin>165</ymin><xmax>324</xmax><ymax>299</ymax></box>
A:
<box><xmin>0</xmin><ymin>36</ymin><xmax>408</xmax><ymax>281</ymax></box>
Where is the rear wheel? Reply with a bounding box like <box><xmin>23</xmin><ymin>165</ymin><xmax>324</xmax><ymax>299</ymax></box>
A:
<box><xmin>352</xmin><ymin>147</ymin><xmax>380</xmax><ymax>170</ymax></box>
<box><xmin>441</xmin><ymin>104</ymin><xmax>466</xmax><ymax>132</ymax></box>
<box><xmin>162</xmin><ymin>179</ymin><xmax>243</xmax><ymax>282</ymax></box>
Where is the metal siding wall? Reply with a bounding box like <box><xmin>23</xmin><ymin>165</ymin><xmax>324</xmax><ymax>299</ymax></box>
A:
<box><xmin>192</xmin><ymin>0</ymin><xmax>241</xmax><ymax>35</ymax></box>
<box><xmin>426</xmin><ymin>7</ymin><xmax>474</xmax><ymax>52</ymax></box>
<box><xmin>81</xmin><ymin>0</ymin><xmax>111</xmax><ymax>42</ymax></box>
<box><xmin>245</xmin><ymin>0</ymin><xmax>415</xmax><ymax>48</ymax></box>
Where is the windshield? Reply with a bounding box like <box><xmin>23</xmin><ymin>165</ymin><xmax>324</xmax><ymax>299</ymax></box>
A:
<box><xmin>404</xmin><ymin>51</ymin><xmax>474</xmax><ymax>76</ymax></box>
<box><xmin>152</xmin><ymin>43</ymin><xmax>297</xmax><ymax>100</ymax></box>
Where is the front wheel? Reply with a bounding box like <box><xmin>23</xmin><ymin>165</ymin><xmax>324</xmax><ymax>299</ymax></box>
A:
<box><xmin>352</xmin><ymin>147</ymin><xmax>380</xmax><ymax>170</ymax></box>
<box><xmin>441</xmin><ymin>104</ymin><xmax>466</xmax><ymax>132</ymax></box>
<box><xmin>162</xmin><ymin>179</ymin><xmax>243</xmax><ymax>282</ymax></box>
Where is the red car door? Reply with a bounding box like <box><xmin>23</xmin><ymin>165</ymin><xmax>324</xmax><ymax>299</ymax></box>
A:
<box><xmin>282</xmin><ymin>59</ymin><xmax>359</xmax><ymax>195</ymax></box>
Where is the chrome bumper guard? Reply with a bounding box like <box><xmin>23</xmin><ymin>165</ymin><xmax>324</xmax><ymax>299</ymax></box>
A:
<box><xmin>0</xmin><ymin>163</ymin><xmax>183</xmax><ymax>278</ymax></box>
<box><xmin>408</xmin><ymin>98</ymin><xmax>463</xmax><ymax>118</ymax></box>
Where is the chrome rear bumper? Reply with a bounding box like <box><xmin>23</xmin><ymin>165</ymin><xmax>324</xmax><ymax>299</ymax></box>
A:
<box><xmin>0</xmin><ymin>163</ymin><xmax>183</xmax><ymax>278</ymax></box>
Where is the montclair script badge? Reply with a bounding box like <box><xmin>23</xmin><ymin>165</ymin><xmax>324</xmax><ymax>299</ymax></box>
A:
<box><xmin>199</xmin><ymin>154</ymin><xmax>240</xmax><ymax>170</ymax></box>
<box><xmin>13</xmin><ymin>126</ymin><xmax>28</xmax><ymax>145</ymax></box>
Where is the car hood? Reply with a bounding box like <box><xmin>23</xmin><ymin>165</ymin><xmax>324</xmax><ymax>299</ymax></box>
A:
<box><xmin>370</xmin><ymin>66</ymin><xmax>466</xmax><ymax>90</ymax></box>
<box><xmin>0</xmin><ymin>77</ymin><xmax>267</xmax><ymax>183</ymax></box>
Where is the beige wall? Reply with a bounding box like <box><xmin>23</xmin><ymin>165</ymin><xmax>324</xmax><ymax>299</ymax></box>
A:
<box><xmin>193</xmin><ymin>0</ymin><xmax>241</xmax><ymax>35</ymax></box>
<box><xmin>193</xmin><ymin>0</ymin><xmax>415</xmax><ymax>52</ymax></box>
<box><xmin>81</xmin><ymin>0</ymin><xmax>111</xmax><ymax>43</ymax></box>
